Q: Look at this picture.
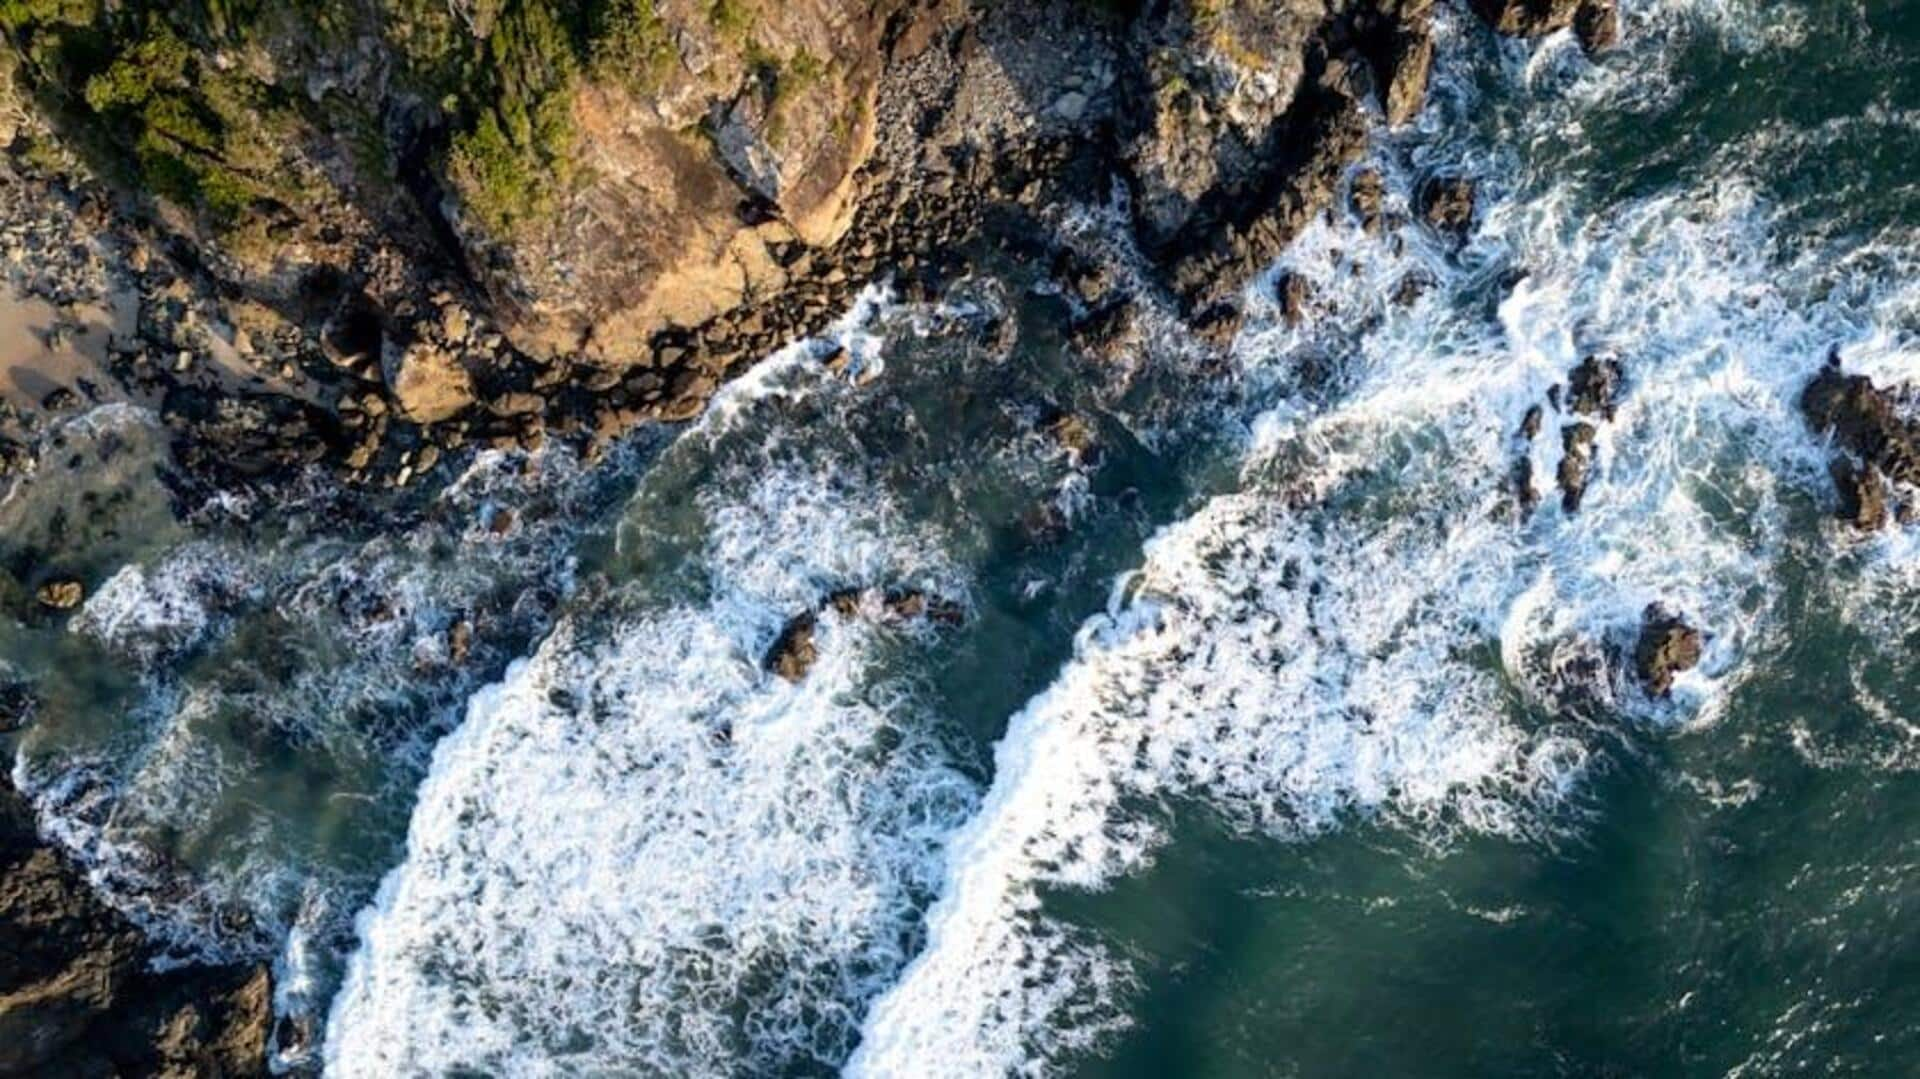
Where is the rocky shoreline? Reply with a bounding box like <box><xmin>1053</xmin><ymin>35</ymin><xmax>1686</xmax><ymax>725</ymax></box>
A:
<box><xmin>4</xmin><ymin>0</ymin><xmax>1916</xmax><ymax>1073</ymax></box>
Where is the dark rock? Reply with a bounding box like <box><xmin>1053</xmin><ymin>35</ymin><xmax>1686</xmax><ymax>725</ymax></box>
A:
<box><xmin>1635</xmin><ymin>605</ymin><xmax>1703</xmax><ymax>697</ymax></box>
<box><xmin>0</xmin><ymin>774</ymin><xmax>270</xmax><ymax>1076</ymax></box>
<box><xmin>1419</xmin><ymin>176</ymin><xmax>1475</xmax><ymax>237</ymax></box>
<box><xmin>1558</xmin><ymin>421</ymin><xmax>1597</xmax><ymax>513</ymax></box>
<box><xmin>1801</xmin><ymin>361</ymin><xmax>1919</xmax><ymax>487</ymax></box>
<box><xmin>39</xmin><ymin>387</ymin><xmax>80</xmax><ymax>412</ymax></box>
<box><xmin>1574</xmin><ymin>0</ymin><xmax>1620</xmax><ymax>51</ymax></box>
<box><xmin>1519</xmin><ymin>404</ymin><xmax>1545</xmax><ymax>440</ymax></box>
<box><xmin>1829</xmin><ymin>458</ymin><xmax>1889</xmax><ymax>532</ymax></box>
<box><xmin>765</xmin><ymin>612</ymin><xmax>819</xmax><ymax>682</ymax></box>
<box><xmin>1191</xmin><ymin>303</ymin><xmax>1244</xmax><ymax>350</ymax></box>
<box><xmin>1068</xmin><ymin>300</ymin><xmax>1139</xmax><ymax>364</ymax></box>
<box><xmin>1567</xmin><ymin>355</ymin><xmax>1624</xmax><ymax>420</ymax></box>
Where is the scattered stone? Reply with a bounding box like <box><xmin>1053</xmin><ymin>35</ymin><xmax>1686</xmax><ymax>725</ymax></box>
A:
<box><xmin>1558</xmin><ymin>421</ymin><xmax>1597</xmax><ymax>513</ymax></box>
<box><xmin>34</xmin><ymin>578</ymin><xmax>83</xmax><ymax>611</ymax></box>
<box><xmin>447</xmin><ymin>619</ymin><xmax>473</xmax><ymax>665</ymax></box>
<box><xmin>1635</xmin><ymin>604</ymin><xmax>1703</xmax><ymax>697</ymax></box>
<box><xmin>1472</xmin><ymin>0</ymin><xmax>1618</xmax><ymax>53</ymax></box>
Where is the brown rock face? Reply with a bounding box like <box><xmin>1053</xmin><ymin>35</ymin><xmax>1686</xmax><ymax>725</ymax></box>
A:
<box><xmin>1472</xmin><ymin>0</ymin><xmax>1617</xmax><ymax>50</ymax></box>
<box><xmin>1634</xmin><ymin>605</ymin><xmax>1703</xmax><ymax>697</ymax></box>
<box><xmin>1801</xmin><ymin>362</ymin><xmax>1920</xmax><ymax>487</ymax></box>
<box><xmin>1381</xmin><ymin>23</ymin><xmax>1435</xmax><ymax>127</ymax></box>
<box><xmin>0</xmin><ymin>775</ymin><xmax>270</xmax><ymax>1077</ymax></box>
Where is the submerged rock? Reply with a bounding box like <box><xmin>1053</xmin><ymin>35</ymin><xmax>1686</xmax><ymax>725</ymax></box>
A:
<box><xmin>33</xmin><ymin>578</ymin><xmax>83</xmax><ymax>611</ymax></box>
<box><xmin>766</xmin><ymin>588</ymin><xmax>966</xmax><ymax>682</ymax></box>
<box><xmin>0</xmin><ymin>680</ymin><xmax>34</xmax><ymax>733</ymax></box>
<box><xmin>1634</xmin><ymin>605</ymin><xmax>1703</xmax><ymax>697</ymax></box>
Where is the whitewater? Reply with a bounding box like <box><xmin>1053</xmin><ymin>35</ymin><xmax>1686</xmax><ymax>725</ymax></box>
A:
<box><xmin>3</xmin><ymin>0</ymin><xmax>1915</xmax><ymax>1074</ymax></box>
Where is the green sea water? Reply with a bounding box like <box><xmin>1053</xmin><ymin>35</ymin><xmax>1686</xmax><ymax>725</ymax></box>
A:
<box><xmin>3</xmin><ymin>0</ymin><xmax>1917</xmax><ymax>1075</ymax></box>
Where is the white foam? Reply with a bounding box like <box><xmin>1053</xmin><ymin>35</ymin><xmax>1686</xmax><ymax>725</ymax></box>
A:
<box><xmin>853</xmin><ymin>4</ymin><xmax>1919</xmax><ymax>1071</ymax></box>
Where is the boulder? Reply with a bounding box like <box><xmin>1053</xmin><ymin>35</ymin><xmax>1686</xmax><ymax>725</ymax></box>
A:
<box><xmin>386</xmin><ymin>343</ymin><xmax>475</xmax><ymax>425</ymax></box>
<box><xmin>1381</xmin><ymin>24</ymin><xmax>1435</xmax><ymax>127</ymax></box>
<box><xmin>1275</xmin><ymin>272</ymin><xmax>1312</xmax><ymax>327</ymax></box>
<box><xmin>1634</xmin><ymin>605</ymin><xmax>1703</xmax><ymax>697</ymax></box>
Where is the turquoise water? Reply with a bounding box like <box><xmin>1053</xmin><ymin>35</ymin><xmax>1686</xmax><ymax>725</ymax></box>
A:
<box><xmin>4</xmin><ymin>0</ymin><xmax>1918</xmax><ymax>1074</ymax></box>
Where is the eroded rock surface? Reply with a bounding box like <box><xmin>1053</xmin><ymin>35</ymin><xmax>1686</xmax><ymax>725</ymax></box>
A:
<box><xmin>0</xmin><ymin>774</ymin><xmax>270</xmax><ymax>1077</ymax></box>
<box><xmin>1634</xmin><ymin>605</ymin><xmax>1703</xmax><ymax>697</ymax></box>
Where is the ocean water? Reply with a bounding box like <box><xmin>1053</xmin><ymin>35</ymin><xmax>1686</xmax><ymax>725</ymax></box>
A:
<box><xmin>4</xmin><ymin>0</ymin><xmax>1918</xmax><ymax>1075</ymax></box>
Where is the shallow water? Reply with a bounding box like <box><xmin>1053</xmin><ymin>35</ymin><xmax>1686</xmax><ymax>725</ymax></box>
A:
<box><xmin>3</xmin><ymin>0</ymin><xmax>1918</xmax><ymax>1075</ymax></box>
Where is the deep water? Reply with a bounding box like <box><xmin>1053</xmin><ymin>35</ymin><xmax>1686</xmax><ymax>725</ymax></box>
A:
<box><xmin>2</xmin><ymin>0</ymin><xmax>1916</xmax><ymax>1075</ymax></box>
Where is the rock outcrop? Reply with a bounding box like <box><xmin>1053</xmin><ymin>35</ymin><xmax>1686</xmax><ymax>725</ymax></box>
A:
<box><xmin>1801</xmin><ymin>356</ymin><xmax>1917</xmax><ymax>531</ymax></box>
<box><xmin>0</xmin><ymin>774</ymin><xmax>270</xmax><ymax>1077</ymax></box>
<box><xmin>765</xmin><ymin>587</ymin><xmax>964</xmax><ymax>681</ymax></box>
<box><xmin>1634</xmin><ymin>604</ymin><xmax>1702</xmax><ymax>697</ymax></box>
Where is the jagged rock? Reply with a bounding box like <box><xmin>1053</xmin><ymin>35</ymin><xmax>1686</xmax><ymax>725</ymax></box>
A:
<box><xmin>1567</xmin><ymin>355</ymin><xmax>1624</xmax><ymax>420</ymax></box>
<box><xmin>765</xmin><ymin>612</ymin><xmax>820</xmax><ymax>682</ymax></box>
<box><xmin>1558</xmin><ymin>421</ymin><xmax>1597</xmax><ymax>513</ymax></box>
<box><xmin>1635</xmin><ymin>605</ymin><xmax>1703</xmax><ymax>697</ymax></box>
<box><xmin>1801</xmin><ymin>359</ymin><xmax>1919</xmax><ymax>487</ymax></box>
<box><xmin>1829</xmin><ymin>458</ymin><xmax>1889</xmax><ymax>532</ymax></box>
<box><xmin>38</xmin><ymin>387</ymin><xmax>80</xmax><ymax>412</ymax></box>
<box><xmin>1192</xmin><ymin>303</ymin><xmax>1244</xmax><ymax>350</ymax></box>
<box><xmin>1275</xmin><ymin>272</ymin><xmax>1312</xmax><ymax>326</ymax></box>
<box><xmin>1069</xmin><ymin>300</ymin><xmax>1140</xmax><ymax>363</ymax></box>
<box><xmin>1</xmin><ymin>775</ymin><xmax>269</xmax><ymax>1076</ymax></box>
<box><xmin>387</xmin><ymin>342</ymin><xmax>475</xmax><ymax>425</ymax></box>
<box><xmin>1472</xmin><ymin>0</ymin><xmax>1618</xmax><ymax>52</ymax></box>
<box><xmin>34</xmin><ymin>579</ymin><xmax>83</xmax><ymax>611</ymax></box>
<box><xmin>1419</xmin><ymin>175</ymin><xmax>1475</xmax><ymax>237</ymax></box>
<box><xmin>1381</xmin><ymin>23</ymin><xmax>1435</xmax><ymax>127</ymax></box>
